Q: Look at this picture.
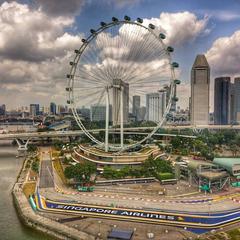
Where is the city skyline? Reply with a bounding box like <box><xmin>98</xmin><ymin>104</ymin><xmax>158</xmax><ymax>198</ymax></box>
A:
<box><xmin>0</xmin><ymin>1</ymin><xmax>240</xmax><ymax>110</ymax></box>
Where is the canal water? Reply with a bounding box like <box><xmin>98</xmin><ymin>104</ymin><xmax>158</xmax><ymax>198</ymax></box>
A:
<box><xmin>0</xmin><ymin>141</ymin><xmax>51</xmax><ymax>240</ymax></box>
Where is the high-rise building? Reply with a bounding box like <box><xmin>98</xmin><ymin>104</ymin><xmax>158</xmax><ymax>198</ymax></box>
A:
<box><xmin>112</xmin><ymin>79</ymin><xmax>129</xmax><ymax>125</ymax></box>
<box><xmin>214</xmin><ymin>77</ymin><xmax>231</xmax><ymax>125</ymax></box>
<box><xmin>234</xmin><ymin>78</ymin><xmax>240</xmax><ymax>123</ymax></box>
<box><xmin>132</xmin><ymin>95</ymin><xmax>140</xmax><ymax>121</ymax></box>
<box><xmin>50</xmin><ymin>102</ymin><xmax>57</xmax><ymax>115</ymax></box>
<box><xmin>165</xmin><ymin>85</ymin><xmax>177</xmax><ymax>113</ymax></box>
<box><xmin>146</xmin><ymin>91</ymin><xmax>166</xmax><ymax>122</ymax></box>
<box><xmin>30</xmin><ymin>104</ymin><xmax>40</xmax><ymax>116</ymax></box>
<box><xmin>90</xmin><ymin>105</ymin><xmax>112</xmax><ymax>122</ymax></box>
<box><xmin>0</xmin><ymin>104</ymin><xmax>6</xmax><ymax>115</ymax></box>
<box><xmin>190</xmin><ymin>54</ymin><xmax>210</xmax><ymax>125</ymax></box>
<box><xmin>57</xmin><ymin>105</ymin><xmax>67</xmax><ymax>114</ymax></box>
<box><xmin>229</xmin><ymin>83</ymin><xmax>235</xmax><ymax>124</ymax></box>
<box><xmin>79</xmin><ymin>106</ymin><xmax>90</xmax><ymax>120</ymax></box>
<box><xmin>138</xmin><ymin>106</ymin><xmax>146</xmax><ymax>121</ymax></box>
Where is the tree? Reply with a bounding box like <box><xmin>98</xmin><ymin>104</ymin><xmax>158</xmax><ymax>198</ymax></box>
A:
<box><xmin>27</xmin><ymin>144</ymin><xmax>37</xmax><ymax>152</ymax></box>
<box><xmin>229</xmin><ymin>143</ymin><xmax>238</xmax><ymax>156</ymax></box>
<box><xmin>142</xmin><ymin>156</ymin><xmax>173</xmax><ymax>177</ymax></box>
<box><xmin>64</xmin><ymin>162</ymin><xmax>97</xmax><ymax>184</ymax></box>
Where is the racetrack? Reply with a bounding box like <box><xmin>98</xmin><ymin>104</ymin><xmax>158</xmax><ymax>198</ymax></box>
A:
<box><xmin>35</xmin><ymin>192</ymin><xmax>240</xmax><ymax>234</ymax></box>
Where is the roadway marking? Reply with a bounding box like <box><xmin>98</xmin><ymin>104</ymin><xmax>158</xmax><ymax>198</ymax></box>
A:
<box><xmin>35</xmin><ymin>193</ymin><xmax>240</xmax><ymax>234</ymax></box>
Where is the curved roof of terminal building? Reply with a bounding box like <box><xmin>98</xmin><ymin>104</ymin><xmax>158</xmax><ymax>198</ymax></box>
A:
<box><xmin>192</xmin><ymin>54</ymin><xmax>209</xmax><ymax>68</ymax></box>
<box><xmin>213</xmin><ymin>158</ymin><xmax>240</xmax><ymax>172</ymax></box>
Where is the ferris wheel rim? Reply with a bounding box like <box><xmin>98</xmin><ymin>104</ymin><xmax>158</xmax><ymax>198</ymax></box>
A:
<box><xmin>67</xmin><ymin>18</ymin><xmax>177</xmax><ymax>151</ymax></box>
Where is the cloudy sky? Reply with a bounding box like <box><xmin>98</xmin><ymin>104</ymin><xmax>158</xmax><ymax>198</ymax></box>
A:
<box><xmin>0</xmin><ymin>0</ymin><xmax>240</xmax><ymax>111</ymax></box>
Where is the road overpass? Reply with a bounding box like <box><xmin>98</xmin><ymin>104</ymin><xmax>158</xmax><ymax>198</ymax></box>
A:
<box><xmin>0</xmin><ymin>128</ymin><xmax>198</xmax><ymax>141</ymax></box>
<box><xmin>2</xmin><ymin>123</ymin><xmax>240</xmax><ymax>140</ymax></box>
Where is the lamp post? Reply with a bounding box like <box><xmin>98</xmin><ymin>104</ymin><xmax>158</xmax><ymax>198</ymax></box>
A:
<box><xmin>98</xmin><ymin>220</ymin><xmax>102</xmax><ymax>238</ymax></box>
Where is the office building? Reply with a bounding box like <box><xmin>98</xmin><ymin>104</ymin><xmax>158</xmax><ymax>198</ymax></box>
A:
<box><xmin>146</xmin><ymin>91</ymin><xmax>166</xmax><ymax>122</ymax></box>
<box><xmin>90</xmin><ymin>105</ymin><xmax>112</xmax><ymax>122</ymax></box>
<box><xmin>234</xmin><ymin>78</ymin><xmax>240</xmax><ymax>123</ymax></box>
<box><xmin>112</xmin><ymin>79</ymin><xmax>129</xmax><ymax>125</ymax></box>
<box><xmin>30</xmin><ymin>104</ymin><xmax>40</xmax><ymax>116</ymax></box>
<box><xmin>165</xmin><ymin>85</ymin><xmax>177</xmax><ymax>113</ymax></box>
<box><xmin>79</xmin><ymin>107</ymin><xmax>90</xmax><ymax>120</ymax></box>
<box><xmin>190</xmin><ymin>54</ymin><xmax>210</xmax><ymax>125</ymax></box>
<box><xmin>0</xmin><ymin>104</ymin><xmax>6</xmax><ymax>115</ymax></box>
<box><xmin>50</xmin><ymin>102</ymin><xmax>57</xmax><ymax>115</ymax></box>
<box><xmin>138</xmin><ymin>106</ymin><xmax>146</xmax><ymax>121</ymax></box>
<box><xmin>132</xmin><ymin>95</ymin><xmax>141</xmax><ymax>121</ymax></box>
<box><xmin>229</xmin><ymin>83</ymin><xmax>235</xmax><ymax>124</ymax></box>
<box><xmin>214</xmin><ymin>77</ymin><xmax>230</xmax><ymax>125</ymax></box>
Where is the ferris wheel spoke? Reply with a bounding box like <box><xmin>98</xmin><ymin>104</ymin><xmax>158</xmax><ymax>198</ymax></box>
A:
<box><xmin>120</xmin><ymin>27</ymin><xmax>159</xmax><ymax>81</ymax></box>
<box><xmin>81</xmin><ymin>44</ymin><xmax>112</xmax><ymax>84</ymax></box>
<box><xmin>67</xmin><ymin>19</ymin><xmax>177</xmax><ymax>151</ymax></box>
<box><xmin>95</xmin><ymin>32</ymin><xmax>114</xmax><ymax>83</ymax></box>
<box><xmin>126</xmin><ymin>62</ymin><xmax>171</xmax><ymax>85</ymax></box>
<box><xmin>125</xmin><ymin>50</ymin><xmax>168</xmax><ymax>84</ymax></box>
<box><xmin>114</xmin><ymin>23</ymin><xmax>141</xmax><ymax>79</ymax></box>
<box><xmin>73</xmin><ymin>90</ymin><xmax>105</xmax><ymax>108</ymax></box>
<box><xmin>73</xmin><ymin>86</ymin><xmax>104</xmax><ymax>90</ymax></box>
<box><xmin>74</xmin><ymin>72</ymin><xmax>106</xmax><ymax>87</ymax></box>
<box><xmin>73</xmin><ymin>88</ymin><xmax>104</xmax><ymax>100</ymax></box>
<box><xmin>89</xmin><ymin>29</ymin><xmax>116</xmax><ymax>83</ymax></box>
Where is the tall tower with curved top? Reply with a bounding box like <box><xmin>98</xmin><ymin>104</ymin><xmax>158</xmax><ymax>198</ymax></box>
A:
<box><xmin>190</xmin><ymin>54</ymin><xmax>210</xmax><ymax>125</ymax></box>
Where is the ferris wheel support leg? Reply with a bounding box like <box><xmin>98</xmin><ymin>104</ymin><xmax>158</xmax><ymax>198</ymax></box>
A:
<box><xmin>120</xmin><ymin>87</ymin><xmax>124</xmax><ymax>149</ymax></box>
<box><xmin>105</xmin><ymin>89</ymin><xmax>109</xmax><ymax>152</ymax></box>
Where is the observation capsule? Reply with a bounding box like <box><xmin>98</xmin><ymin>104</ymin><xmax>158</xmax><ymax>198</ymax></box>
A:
<box><xmin>65</xmin><ymin>87</ymin><xmax>72</xmax><ymax>92</ymax></box>
<box><xmin>67</xmin><ymin>100</ymin><xmax>73</xmax><ymax>104</ymax></box>
<box><xmin>90</xmin><ymin>29</ymin><xmax>96</xmax><ymax>34</ymax></box>
<box><xmin>124</xmin><ymin>15</ymin><xmax>131</xmax><ymax>21</ymax></box>
<box><xmin>148</xmin><ymin>23</ymin><xmax>155</xmax><ymax>29</ymax></box>
<box><xmin>112</xmin><ymin>17</ymin><xmax>118</xmax><ymax>22</ymax></box>
<box><xmin>81</xmin><ymin>39</ymin><xmax>87</xmax><ymax>43</ymax></box>
<box><xmin>167</xmin><ymin>46</ymin><xmax>174</xmax><ymax>52</ymax></box>
<box><xmin>137</xmin><ymin>17</ymin><xmax>143</xmax><ymax>23</ymax></box>
<box><xmin>69</xmin><ymin>61</ymin><xmax>76</xmax><ymax>66</ymax></box>
<box><xmin>66</xmin><ymin>74</ymin><xmax>73</xmax><ymax>78</ymax></box>
<box><xmin>74</xmin><ymin>49</ymin><xmax>80</xmax><ymax>54</ymax></box>
<box><xmin>159</xmin><ymin>33</ymin><xmax>166</xmax><ymax>39</ymax></box>
<box><xmin>100</xmin><ymin>21</ymin><xmax>107</xmax><ymax>27</ymax></box>
<box><xmin>174</xmin><ymin>79</ymin><xmax>181</xmax><ymax>85</ymax></box>
<box><xmin>172</xmin><ymin>62</ymin><xmax>179</xmax><ymax>68</ymax></box>
<box><xmin>172</xmin><ymin>96</ymin><xmax>179</xmax><ymax>102</ymax></box>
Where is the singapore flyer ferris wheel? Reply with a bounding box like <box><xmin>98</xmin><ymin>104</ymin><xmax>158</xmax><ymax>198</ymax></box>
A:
<box><xmin>66</xmin><ymin>16</ymin><xmax>180</xmax><ymax>152</ymax></box>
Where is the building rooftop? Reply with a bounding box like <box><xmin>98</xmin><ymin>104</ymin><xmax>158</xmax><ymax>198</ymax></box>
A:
<box><xmin>187</xmin><ymin>160</ymin><xmax>215</xmax><ymax>170</ymax></box>
<box><xmin>192</xmin><ymin>54</ymin><xmax>209</xmax><ymax>68</ymax></box>
<box><xmin>107</xmin><ymin>229</ymin><xmax>133</xmax><ymax>240</ymax></box>
<box><xmin>213</xmin><ymin>158</ymin><xmax>240</xmax><ymax>173</ymax></box>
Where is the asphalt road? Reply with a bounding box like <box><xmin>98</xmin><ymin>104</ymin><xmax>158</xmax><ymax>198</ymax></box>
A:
<box><xmin>39</xmin><ymin>151</ymin><xmax>54</xmax><ymax>189</ymax></box>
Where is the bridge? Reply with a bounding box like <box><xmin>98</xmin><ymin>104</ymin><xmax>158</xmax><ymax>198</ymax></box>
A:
<box><xmin>1</xmin><ymin>124</ymin><xmax>239</xmax><ymax>152</ymax></box>
<box><xmin>1</xmin><ymin>124</ymin><xmax>240</xmax><ymax>140</ymax></box>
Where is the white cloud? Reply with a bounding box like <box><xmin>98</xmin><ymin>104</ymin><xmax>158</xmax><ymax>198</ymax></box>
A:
<box><xmin>0</xmin><ymin>2</ymin><xmax>83</xmax><ymax>107</ymax></box>
<box><xmin>36</xmin><ymin>0</ymin><xmax>85</xmax><ymax>16</ymax></box>
<box><xmin>199</xmin><ymin>10</ymin><xmax>240</xmax><ymax>22</ymax></box>
<box><xmin>103</xmin><ymin>0</ymin><xmax>142</xmax><ymax>9</ymax></box>
<box><xmin>206</xmin><ymin>30</ymin><xmax>240</xmax><ymax>76</ymax></box>
<box><xmin>142</xmin><ymin>11</ymin><xmax>209</xmax><ymax>46</ymax></box>
<box><xmin>0</xmin><ymin>4</ymin><xmax>209</xmax><ymax>109</ymax></box>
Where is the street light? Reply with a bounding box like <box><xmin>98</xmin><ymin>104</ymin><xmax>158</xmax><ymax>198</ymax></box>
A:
<box><xmin>98</xmin><ymin>220</ymin><xmax>102</xmax><ymax>237</ymax></box>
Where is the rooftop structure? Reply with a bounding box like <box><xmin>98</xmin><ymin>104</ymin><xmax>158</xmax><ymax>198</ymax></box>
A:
<box><xmin>183</xmin><ymin>159</ymin><xmax>230</xmax><ymax>191</ymax></box>
<box><xmin>213</xmin><ymin>158</ymin><xmax>240</xmax><ymax>176</ymax></box>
